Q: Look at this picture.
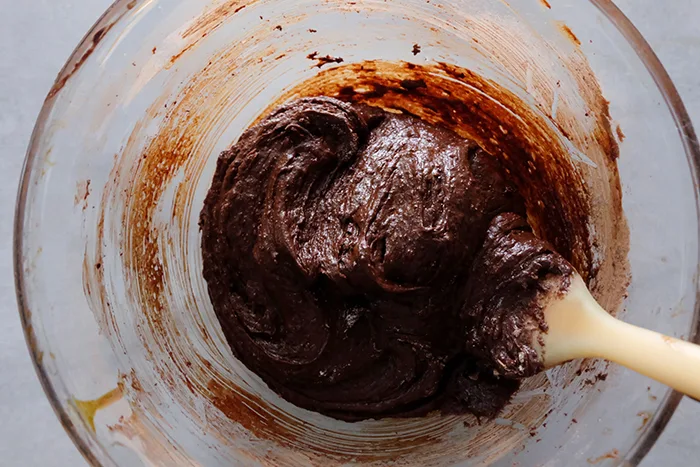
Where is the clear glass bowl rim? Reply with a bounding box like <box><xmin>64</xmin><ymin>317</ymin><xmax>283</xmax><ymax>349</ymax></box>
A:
<box><xmin>13</xmin><ymin>0</ymin><xmax>700</xmax><ymax>465</ymax></box>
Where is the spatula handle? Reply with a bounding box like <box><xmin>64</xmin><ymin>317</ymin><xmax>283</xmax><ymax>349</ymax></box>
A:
<box><xmin>542</xmin><ymin>275</ymin><xmax>700</xmax><ymax>400</ymax></box>
<box><xmin>592</xmin><ymin>314</ymin><xmax>700</xmax><ymax>401</ymax></box>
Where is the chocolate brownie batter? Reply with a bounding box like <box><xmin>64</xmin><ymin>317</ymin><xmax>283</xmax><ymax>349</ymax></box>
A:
<box><xmin>200</xmin><ymin>97</ymin><xmax>572</xmax><ymax>421</ymax></box>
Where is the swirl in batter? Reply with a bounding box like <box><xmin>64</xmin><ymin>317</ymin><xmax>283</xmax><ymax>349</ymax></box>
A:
<box><xmin>200</xmin><ymin>97</ymin><xmax>572</xmax><ymax>421</ymax></box>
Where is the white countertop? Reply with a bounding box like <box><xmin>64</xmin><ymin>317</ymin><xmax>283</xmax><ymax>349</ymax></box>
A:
<box><xmin>1</xmin><ymin>1</ymin><xmax>698</xmax><ymax>465</ymax></box>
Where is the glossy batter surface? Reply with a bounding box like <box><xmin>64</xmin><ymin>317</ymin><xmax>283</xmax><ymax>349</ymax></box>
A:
<box><xmin>200</xmin><ymin>97</ymin><xmax>572</xmax><ymax>420</ymax></box>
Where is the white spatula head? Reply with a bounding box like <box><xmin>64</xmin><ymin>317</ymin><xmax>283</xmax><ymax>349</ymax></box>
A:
<box><xmin>461</xmin><ymin>213</ymin><xmax>575</xmax><ymax>378</ymax></box>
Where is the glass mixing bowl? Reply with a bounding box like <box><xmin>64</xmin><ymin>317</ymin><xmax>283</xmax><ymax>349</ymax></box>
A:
<box><xmin>15</xmin><ymin>0</ymin><xmax>700</xmax><ymax>465</ymax></box>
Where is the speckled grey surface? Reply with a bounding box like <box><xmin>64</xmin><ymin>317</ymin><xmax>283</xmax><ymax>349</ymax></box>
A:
<box><xmin>0</xmin><ymin>1</ymin><xmax>698</xmax><ymax>465</ymax></box>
